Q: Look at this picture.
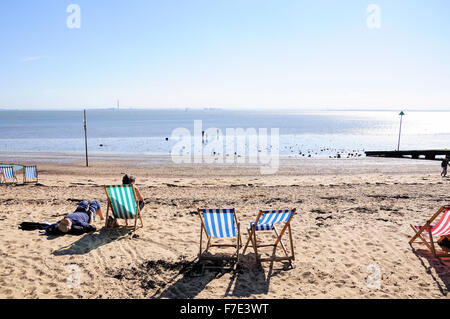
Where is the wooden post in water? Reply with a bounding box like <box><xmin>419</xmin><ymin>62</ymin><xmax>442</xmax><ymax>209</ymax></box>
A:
<box><xmin>83</xmin><ymin>109</ymin><xmax>89</xmax><ymax>167</ymax></box>
<box><xmin>397</xmin><ymin>111</ymin><xmax>405</xmax><ymax>151</ymax></box>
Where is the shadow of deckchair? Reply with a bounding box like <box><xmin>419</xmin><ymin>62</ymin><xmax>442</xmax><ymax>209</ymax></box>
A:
<box><xmin>224</xmin><ymin>251</ymin><xmax>291</xmax><ymax>297</ymax></box>
<box><xmin>51</xmin><ymin>227</ymin><xmax>132</xmax><ymax>256</ymax></box>
<box><xmin>150</xmin><ymin>254</ymin><xmax>284</xmax><ymax>298</ymax></box>
<box><xmin>150</xmin><ymin>258</ymin><xmax>224</xmax><ymax>299</ymax></box>
<box><xmin>225</xmin><ymin>254</ymin><xmax>270</xmax><ymax>297</ymax></box>
<box><xmin>411</xmin><ymin>247</ymin><xmax>450</xmax><ymax>296</ymax></box>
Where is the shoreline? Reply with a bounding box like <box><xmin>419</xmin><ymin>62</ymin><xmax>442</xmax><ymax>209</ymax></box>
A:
<box><xmin>0</xmin><ymin>150</ymin><xmax>443</xmax><ymax>180</ymax></box>
<box><xmin>0</xmin><ymin>149</ymin><xmax>440</xmax><ymax>165</ymax></box>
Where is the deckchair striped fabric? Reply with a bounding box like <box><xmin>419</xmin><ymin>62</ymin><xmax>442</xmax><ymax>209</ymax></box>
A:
<box><xmin>25</xmin><ymin>166</ymin><xmax>37</xmax><ymax>180</ymax></box>
<box><xmin>250</xmin><ymin>209</ymin><xmax>295</xmax><ymax>231</ymax></box>
<box><xmin>1</xmin><ymin>166</ymin><xmax>16</xmax><ymax>181</ymax></box>
<box><xmin>414</xmin><ymin>209</ymin><xmax>450</xmax><ymax>237</ymax></box>
<box><xmin>105</xmin><ymin>185</ymin><xmax>137</xmax><ymax>219</ymax></box>
<box><xmin>200</xmin><ymin>208</ymin><xmax>237</xmax><ymax>238</ymax></box>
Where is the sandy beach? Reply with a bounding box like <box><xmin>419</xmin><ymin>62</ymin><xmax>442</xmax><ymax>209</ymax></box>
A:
<box><xmin>0</xmin><ymin>154</ymin><xmax>449</xmax><ymax>299</ymax></box>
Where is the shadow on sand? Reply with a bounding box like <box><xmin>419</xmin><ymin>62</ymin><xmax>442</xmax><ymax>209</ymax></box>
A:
<box><xmin>152</xmin><ymin>253</ymin><xmax>291</xmax><ymax>299</ymax></box>
<box><xmin>411</xmin><ymin>246</ymin><xmax>450</xmax><ymax>296</ymax></box>
<box><xmin>224</xmin><ymin>254</ymin><xmax>291</xmax><ymax>297</ymax></box>
<box><xmin>51</xmin><ymin>227</ymin><xmax>135</xmax><ymax>256</ymax></box>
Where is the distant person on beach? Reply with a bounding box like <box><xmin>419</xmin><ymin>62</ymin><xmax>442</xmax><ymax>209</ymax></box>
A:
<box><xmin>441</xmin><ymin>156</ymin><xmax>449</xmax><ymax>177</ymax></box>
<box><xmin>108</xmin><ymin>174</ymin><xmax>145</xmax><ymax>227</ymax></box>
<box><xmin>19</xmin><ymin>200</ymin><xmax>104</xmax><ymax>235</ymax></box>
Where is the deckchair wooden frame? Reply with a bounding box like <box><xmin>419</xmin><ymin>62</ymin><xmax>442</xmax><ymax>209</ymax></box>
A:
<box><xmin>23</xmin><ymin>165</ymin><xmax>38</xmax><ymax>183</ymax></box>
<box><xmin>409</xmin><ymin>205</ymin><xmax>450</xmax><ymax>258</ymax></box>
<box><xmin>197</xmin><ymin>208</ymin><xmax>242</xmax><ymax>267</ymax></box>
<box><xmin>104</xmin><ymin>185</ymin><xmax>144</xmax><ymax>231</ymax></box>
<box><xmin>242</xmin><ymin>209</ymin><xmax>296</xmax><ymax>267</ymax></box>
<box><xmin>0</xmin><ymin>166</ymin><xmax>18</xmax><ymax>184</ymax></box>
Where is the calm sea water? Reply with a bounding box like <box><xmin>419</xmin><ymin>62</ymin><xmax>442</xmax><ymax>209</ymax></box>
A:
<box><xmin>0</xmin><ymin>109</ymin><xmax>449</xmax><ymax>157</ymax></box>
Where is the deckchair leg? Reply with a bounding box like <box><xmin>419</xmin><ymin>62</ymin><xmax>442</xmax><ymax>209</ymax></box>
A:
<box><xmin>273</xmin><ymin>226</ymin><xmax>289</xmax><ymax>258</ymax></box>
<box><xmin>136</xmin><ymin>209</ymin><xmax>144</xmax><ymax>228</ymax></box>
<box><xmin>410</xmin><ymin>225</ymin><xmax>435</xmax><ymax>253</ymax></box>
<box><xmin>242</xmin><ymin>228</ymin><xmax>254</xmax><ymax>255</ymax></box>
<box><xmin>409</xmin><ymin>223</ymin><xmax>429</xmax><ymax>244</ymax></box>
<box><xmin>428</xmin><ymin>225</ymin><xmax>437</xmax><ymax>258</ymax></box>
<box><xmin>199</xmin><ymin>224</ymin><xmax>203</xmax><ymax>256</ymax></box>
<box><xmin>234</xmin><ymin>223</ymin><xmax>241</xmax><ymax>270</ymax></box>
<box><xmin>104</xmin><ymin>204</ymin><xmax>110</xmax><ymax>229</ymax></box>
<box><xmin>288</xmin><ymin>225</ymin><xmax>295</xmax><ymax>262</ymax></box>
<box><xmin>253</xmin><ymin>228</ymin><xmax>260</xmax><ymax>264</ymax></box>
<box><xmin>272</xmin><ymin>226</ymin><xmax>294</xmax><ymax>268</ymax></box>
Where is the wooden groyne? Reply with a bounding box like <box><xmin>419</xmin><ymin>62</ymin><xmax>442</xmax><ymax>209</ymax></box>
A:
<box><xmin>365</xmin><ymin>149</ymin><xmax>450</xmax><ymax>160</ymax></box>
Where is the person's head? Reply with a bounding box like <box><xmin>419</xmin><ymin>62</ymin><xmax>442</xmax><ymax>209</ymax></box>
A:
<box><xmin>58</xmin><ymin>218</ymin><xmax>72</xmax><ymax>233</ymax></box>
<box><xmin>122</xmin><ymin>174</ymin><xmax>136</xmax><ymax>185</ymax></box>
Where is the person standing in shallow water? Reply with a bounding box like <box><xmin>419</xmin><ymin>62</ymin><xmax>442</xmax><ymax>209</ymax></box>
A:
<box><xmin>441</xmin><ymin>156</ymin><xmax>449</xmax><ymax>177</ymax></box>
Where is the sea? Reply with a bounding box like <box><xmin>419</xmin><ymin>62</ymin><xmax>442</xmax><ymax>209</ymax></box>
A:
<box><xmin>0</xmin><ymin>109</ymin><xmax>449</xmax><ymax>158</ymax></box>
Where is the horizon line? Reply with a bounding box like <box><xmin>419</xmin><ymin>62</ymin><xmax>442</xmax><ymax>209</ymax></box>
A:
<box><xmin>1</xmin><ymin>106</ymin><xmax>450</xmax><ymax>112</ymax></box>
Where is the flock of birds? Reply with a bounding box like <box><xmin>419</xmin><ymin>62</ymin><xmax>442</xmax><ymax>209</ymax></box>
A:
<box><xmin>98</xmin><ymin>138</ymin><xmax>366</xmax><ymax>159</ymax></box>
<box><xmin>283</xmin><ymin>146</ymin><xmax>365</xmax><ymax>158</ymax></box>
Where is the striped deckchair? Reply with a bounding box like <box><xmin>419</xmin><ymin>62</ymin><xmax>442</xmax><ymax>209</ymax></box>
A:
<box><xmin>0</xmin><ymin>166</ymin><xmax>18</xmax><ymax>184</ymax></box>
<box><xmin>242</xmin><ymin>208</ymin><xmax>296</xmax><ymax>267</ymax></box>
<box><xmin>197</xmin><ymin>208</ymin><xmax>242</xmax><ymax>268</ymax></box>
<box><xmin>104</xmin><ymin>185</ymin><xmax>143</xmax><ymax>230</ymax></box>
<box><xmin>23</xmin><ymin>165</ymin><xmax>38</xmax><ymax>183</ymax></box>
<box><xmin>409</xmin><ymin>205</ymin><xmax>450</xmax><ymax>258</ymax></box>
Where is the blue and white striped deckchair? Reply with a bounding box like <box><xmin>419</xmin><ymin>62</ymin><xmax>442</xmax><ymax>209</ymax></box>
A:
<box><xmin>0</xmin><ymin>166</ymin><xmax>18</xmax><ymax>184</ymax></box>
<box><xmin>23</xmin><ymin>165</ymin><xmax>38</xmax><ymax>183</ymax></box>
<box><xmin>104</xmin><ymin>185</ymin><xmax>143</xmax><ymax>230</ymax></box>
<box><xmin>243</xmin><ymin>208</ymin><xmax>296</xmax><ymax>267</ymax></box>
<box><xmin>197</xmin><ymin>208</ymin><xmax>242</xmax><ymax>265</ymax></box>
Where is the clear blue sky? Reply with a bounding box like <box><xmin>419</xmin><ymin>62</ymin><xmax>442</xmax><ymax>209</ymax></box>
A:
<box><xmin>1</xmin><ymin>0</ymin><xmax>449</xmax><ymax>110</ymax></box>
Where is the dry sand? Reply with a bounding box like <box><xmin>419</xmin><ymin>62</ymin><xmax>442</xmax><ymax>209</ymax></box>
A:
<box><xmin>0</xmin><ymin>154</ymin><xmax>449</xmax><ymax>299</ymax></box>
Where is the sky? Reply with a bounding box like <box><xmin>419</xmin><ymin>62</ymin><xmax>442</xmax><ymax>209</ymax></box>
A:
<box><xmin>0</xmin><ymin>0</ymin><xmax>449</xmax><ymax>110</ymax></box>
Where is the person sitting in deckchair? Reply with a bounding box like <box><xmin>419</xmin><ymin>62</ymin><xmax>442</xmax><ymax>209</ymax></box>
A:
<box><xmin>122</xmin><ymin>174</ymin><xmax>144</xmax><ymax>210</ymax></box>
<box><xmin>109</xmin><ymin>174</ymin><xmax>145</xmax><ymax>227</ymax></box>
<box><xmin>45</xmin><ymin>200</ymin><xmax>104</xmax><ymax>235</ymax></box>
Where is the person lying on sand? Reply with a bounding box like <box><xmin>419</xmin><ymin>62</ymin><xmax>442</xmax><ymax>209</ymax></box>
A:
<box><xmin>45</xmin><ymin>200</ymin><xmax>104</xmax><ymax>235</ymax></box>
<box><xmin>108</xmin><ymin>174</ymin><xmax>145</xmax><ymax>228</ymax></box>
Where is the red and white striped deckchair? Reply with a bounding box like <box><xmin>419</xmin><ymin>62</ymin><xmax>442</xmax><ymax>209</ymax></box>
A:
<box><xmin>409</xmin><ymin>206</ymin><xmax>450</xmax><ymax>258</ymax></box>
